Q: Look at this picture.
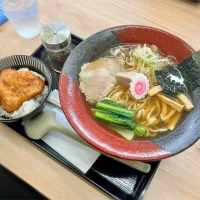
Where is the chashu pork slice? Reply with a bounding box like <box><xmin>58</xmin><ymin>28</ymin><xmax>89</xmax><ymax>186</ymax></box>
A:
<box><xmin>79</xmin><ymin>57</ymin><xmax>123</xmax><ymax>104</ymax></box>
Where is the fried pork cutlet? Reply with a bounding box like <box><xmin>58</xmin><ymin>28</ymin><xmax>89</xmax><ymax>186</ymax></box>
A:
<box><xmin>0</xmin><ymin>68</ymin><xmax>45</xmax><ymax>113</ymax></box>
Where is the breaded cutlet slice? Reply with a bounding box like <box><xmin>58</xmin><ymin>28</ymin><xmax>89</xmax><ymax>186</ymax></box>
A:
<box><xmin>0</xmin><ymin>68</ymin><xmax>45</xmax><ymax>113</ymax></box>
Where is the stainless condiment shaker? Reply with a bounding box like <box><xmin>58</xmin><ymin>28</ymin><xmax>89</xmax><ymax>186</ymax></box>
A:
<box><xmin>40</xmin><ymin>22</ymin><xmax>71</xmax><ymax>73</ymax></box>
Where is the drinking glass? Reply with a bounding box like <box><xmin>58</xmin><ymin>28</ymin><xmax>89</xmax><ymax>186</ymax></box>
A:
<box><xmin>2</xmin><ymin>0</ymin><xmax>41</xmax><ymax>38</ymax></box>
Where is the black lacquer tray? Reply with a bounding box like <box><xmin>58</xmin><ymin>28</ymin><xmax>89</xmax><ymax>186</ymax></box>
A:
<box><xmin>7</xmin><ymin>34</ymin><xmax>160</xmax><ymax>200</ymax></box>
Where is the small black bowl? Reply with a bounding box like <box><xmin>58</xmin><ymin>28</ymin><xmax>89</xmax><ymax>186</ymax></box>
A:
<box><xmin>0</xmin><ymin>55</ymin><xmax>52</xmax><ymax>123</ymax></box>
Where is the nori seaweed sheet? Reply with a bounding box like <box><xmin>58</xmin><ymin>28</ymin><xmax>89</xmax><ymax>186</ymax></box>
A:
<box><xmin>178</xmin><ymin>51</ymin><xmax>200</xmax><ymax>91</ymax></box>
<box><xmin>155</xmin><ymin>51</ymin><xmax>200</xmax><ymax>94</ymax></box>
<box><xmin>155</xmin><ymin>66</ymin><xmax>188</xmax><ymax>95</ymax></box>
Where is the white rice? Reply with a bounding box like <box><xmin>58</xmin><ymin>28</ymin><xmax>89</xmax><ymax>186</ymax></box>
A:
<box><xmin>0</xmin><ymin>68</ymin><xmax>48</xmax><ymax>119</ymax></box>
<box><xmin>18</xmin><ymin>68</ymin><xmax>45</xmax><ymax>81</ymax></box>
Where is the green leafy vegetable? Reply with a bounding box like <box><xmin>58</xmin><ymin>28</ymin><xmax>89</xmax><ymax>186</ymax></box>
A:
<box><xmin>96</xmin><ymin>99</ymin><xmax>134</xmax><ymax>118</ymax></box>
<box><xmin>134</xmin><ymin>124</ymin><xmax>147</xmax><ymax>136</ymax></box>
<box><xmin>94</xmin><ymin>110</ymin><xmax>136</xmax><ymax>130</ymax></box>
<box><xmin>92</xmin><ymin>100</ymin><xmax>146</xmax><ymax>140</ymax></box>
<box><xmin>100</xmin><ymin>99</ymin><xmax>128</xmax><ymax>109</ymax></box>
<box><xmin>108</xmin><ymin>125</ymin><xmax>134</xmax><ymax>141</ymax></box>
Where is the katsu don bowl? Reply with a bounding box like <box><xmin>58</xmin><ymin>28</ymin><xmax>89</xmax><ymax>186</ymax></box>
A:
<box><xmin>0</xmin><ymin>55</ymin><xmax>52</xmax><ymax>123</ymax></box>
<box><xmin>59</xmin><ymin>25</ymin><xmax>200</xmax><ymax>161</ymax></box>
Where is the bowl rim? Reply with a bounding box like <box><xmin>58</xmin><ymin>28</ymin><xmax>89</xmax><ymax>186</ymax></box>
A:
<box><xmin>59</xmin><ymin>25</ymin><xmax>196</xmax><ymax>161</ymax></box>
<box><xmin>0</xmin><ymin>55</ymin><xmax>52</xmax><ymax>122</ymax></box>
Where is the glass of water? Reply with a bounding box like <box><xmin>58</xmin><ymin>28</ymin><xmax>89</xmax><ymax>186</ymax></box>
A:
<box><xmin>2</xmin><ymin>0</ymin><xmax>41</xmax><ymax>38</ymax></box>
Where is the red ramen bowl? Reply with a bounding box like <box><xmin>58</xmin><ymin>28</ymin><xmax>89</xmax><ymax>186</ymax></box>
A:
<box><xmin>59</xmin><ymin>25</ymin><xmax>197</xmax><ymax>161</ymax></box>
